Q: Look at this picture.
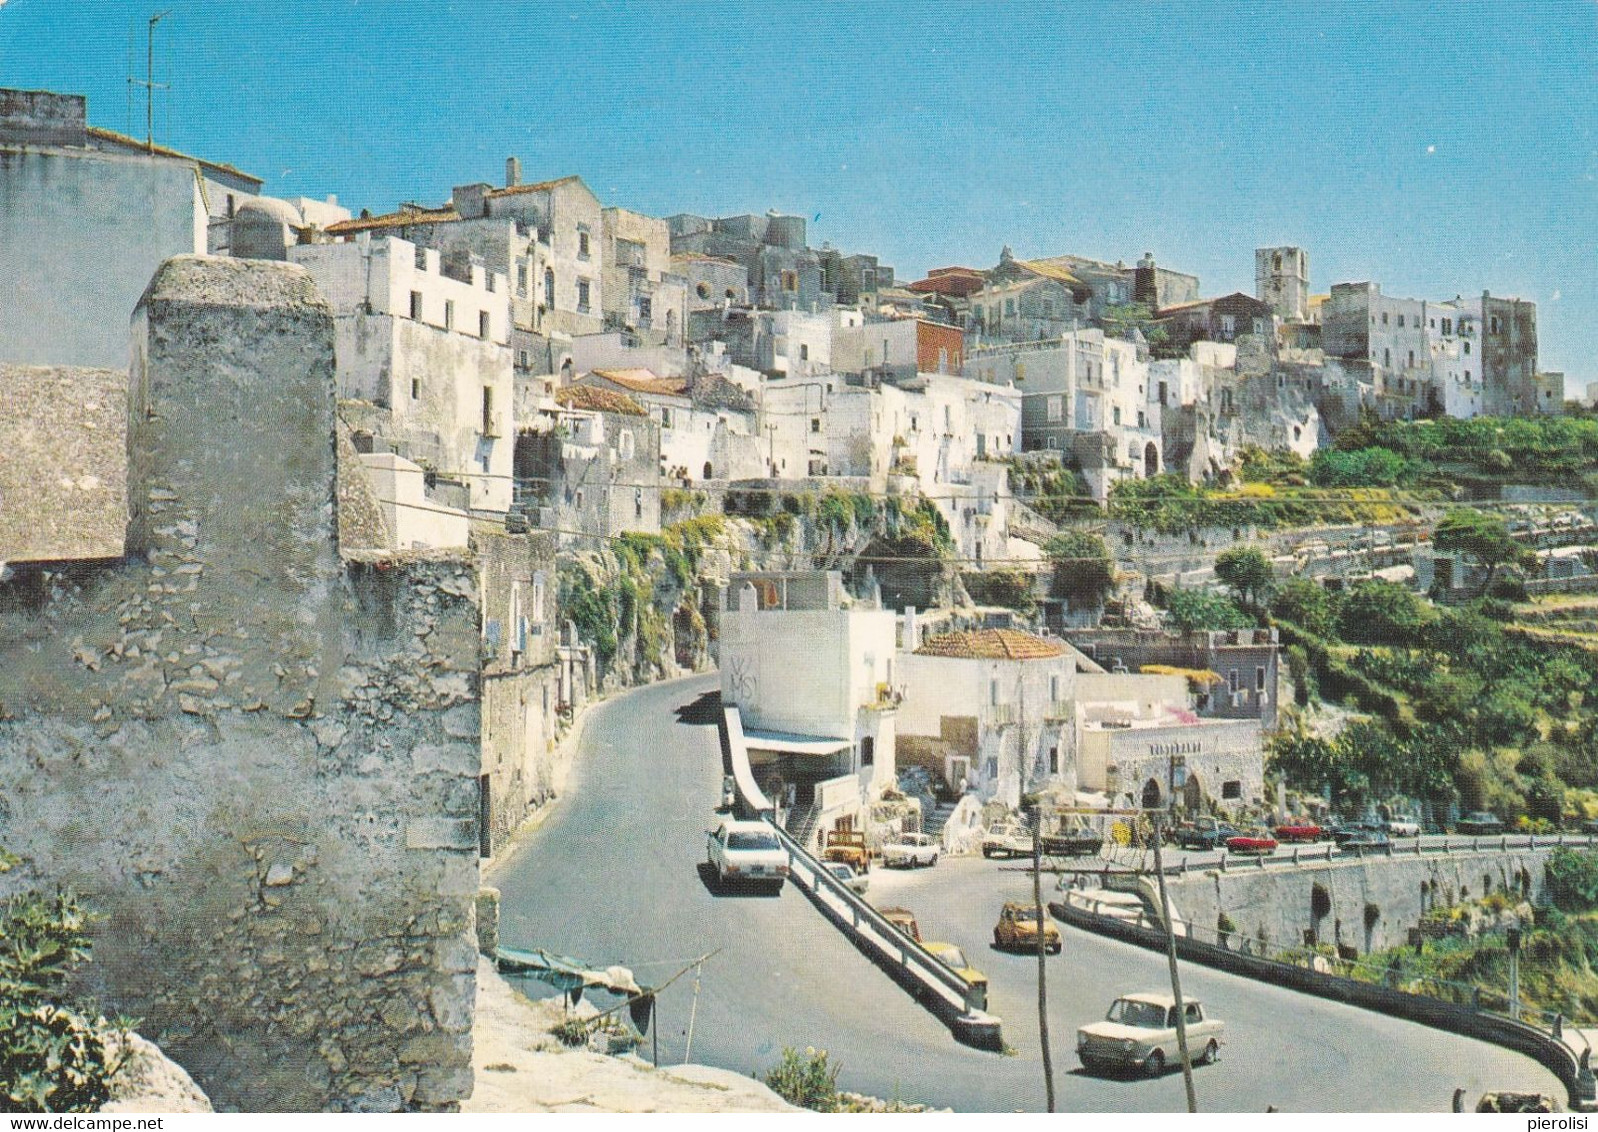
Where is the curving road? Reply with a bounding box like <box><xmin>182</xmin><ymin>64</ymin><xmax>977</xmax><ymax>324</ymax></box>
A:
<box><xmin>489</xmin><ymin>674</ymin><xmax>1562</xmax><ymax>1112</ymax></box>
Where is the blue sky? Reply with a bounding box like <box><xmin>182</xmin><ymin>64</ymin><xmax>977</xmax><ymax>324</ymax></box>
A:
<box><xmin>3</xmin><ymin>1</ymin><xmax>1595</xmax><ymax>388</ymax></box>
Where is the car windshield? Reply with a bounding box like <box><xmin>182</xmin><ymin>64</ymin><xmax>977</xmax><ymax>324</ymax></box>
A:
<box><xmin>1107</xmin><ymin>999</ymin><xmax>1168</xmax><ymax>1028</ymax></box>
<box><xmin>937</xmin><ymin>947</ymin><xmax>969</xmax><ymax>969</ymax></box>
<box><xmin>826</xmin><ymin>864</ymin><xmax>852</xmax><ymax>878</ymax></box>
<box><xmin>1011</xmin><ymin>906</ymin><xmax>1041</xmax><ymax>921</ymax></box>
<box><xmin>728</xmin><ymin>831</ymin><xmax>779</xmax><ymax>851</ymax></box>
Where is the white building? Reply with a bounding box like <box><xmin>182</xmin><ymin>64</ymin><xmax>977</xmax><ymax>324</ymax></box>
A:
<box><xmin>0</xmin><ymin>88</ymin><xmax>262</xmax><ymax>369</ymax></box>
<box><xmin>289</xmin><ymin>234</ymin><xmax>514</xmax><ymax>517</ymax></box>
<box><xmin>719</xmin><ymin>571</ymin><xmax>899</xmax><ymax>846</ymax></box>
<box><xmin>574</xmin><ymin>367</ymin><xmax>762</xmax><ymax>482</ymax></box>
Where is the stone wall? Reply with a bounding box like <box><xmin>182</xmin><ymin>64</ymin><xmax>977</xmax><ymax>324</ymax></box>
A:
<box><xmin>0</xmin><ymin>257</ymin><xmax>479</xmax><ymax>1111</ymax></box>
<box><xmin>1163</xmin><ymin>847</ymin><xmax>1549</xmax><ymax>955</ymax></box>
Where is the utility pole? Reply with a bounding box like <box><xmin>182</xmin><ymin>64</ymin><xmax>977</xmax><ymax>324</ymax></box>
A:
<box><xmin>1032</xmin><ymin>807</ymin><xmax>1055</xmax><ymax>1112</ymax></box>
<box><xmin>1149</xmin><ymin>813</ymin><xmax>1198</xmax><ymax>1113</ymax></box>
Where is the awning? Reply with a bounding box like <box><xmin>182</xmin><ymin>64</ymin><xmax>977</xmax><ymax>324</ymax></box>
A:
<box><xmin>495</xmin><ymin>947</ymin><xmax>642</xmax><ymax>996</ymax></box>
<box><xmin>743</xmin><ymin>729</ymin><xmax>853</xmax><ymax>757</ymax></box>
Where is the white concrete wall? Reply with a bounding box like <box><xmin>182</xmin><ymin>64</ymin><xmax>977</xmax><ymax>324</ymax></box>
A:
<box><xmin>0</xmin><ymin>147</ymin><xmax>207</xmax><ymax>368</ymax></box>
<box><xmin>291</xmin><ymin>236</ymin><xmax>510</xmax><ymax>343</ymax></box>
<box><xmin>359</xmin><ymin>452</ymin><xmax>470</xmax><ymax>549</ymax></box>
<box><xmin>719</xmin><ymin>605</ymin><xmax>897</xmax><ymax>740</ymax></box>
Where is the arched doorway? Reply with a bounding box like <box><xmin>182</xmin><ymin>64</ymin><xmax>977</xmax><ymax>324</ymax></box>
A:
<box><xmin>1144</xmin><ymin>441</ymin><xmax>1160</xmax><ymax>477</ymax></box>
<box><xmin>1182</xmin><ymin>772</ymin><xmax>1203</xmax><ymax>814</ymax></box>
<box><xmin>702</xmin><ymin>461</ymin><xmax>714</xmax><ymax>480</ymax></box>
<box><xmin>1140</xmin><ymin>778</ymin><xmax>1163</xmax><ymax>810</ymax></box>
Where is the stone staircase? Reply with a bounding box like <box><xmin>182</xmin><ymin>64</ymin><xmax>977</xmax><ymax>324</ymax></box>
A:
<box><xmin>923</xmin><ymin>801</ymin><xmax>959</xmax><ymax>841</ymax></box>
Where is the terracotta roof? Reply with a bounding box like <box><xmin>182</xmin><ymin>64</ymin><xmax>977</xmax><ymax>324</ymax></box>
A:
<box><xmin>555</xmin><ymin>385</ymin><xmax>648</xmax><ymax>416</ymax></box>
<box><xmin>0</xmin><ymin>364</ymin><xmax>128</xmax><ymax>563</ymax></box>
<box><xmin>486</xmin><ymin>175</ymin><xmax>580</xmax><ymax>198</ymax></box>
<box><xmin>587</xmin><ymin>368</ymin><xmax>690</xmax><ymax>397</ymax></box>
<box><xmin>672</xmin><ymin>252</ymin><xmax>743</xmax><ymax>267</ymax></box>
<box><xmin>84</xmin><ymin>125</ymin><xmax>262</xmax><ymax>187</ymax></box>
<box><xmin>1014</xmin><ymin>259</ymin><xmax>1085</xmax><ymax>286</ymax></box>
<box><xmin>915</xmin><ymin>628</ymin><xmax>1066</xmax><ymax>661</ymax></box>
<box><xmin>325</xmin><ymin>206</ymin><xmax>461</xmax><ymax>235</ymax></box>
<box><xmin>1157</xmin><ymin>292</ymin><xmax>1264</xmax><ymax>316</ymax></box>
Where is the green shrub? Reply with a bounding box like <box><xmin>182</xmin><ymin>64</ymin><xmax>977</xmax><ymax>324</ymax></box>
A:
<box><xmin>764</xmin><ymin>1046</ymin><xmax>842</xmax><ymax>1112</ymax></box>
<box><xmin>1546</xmin><ymin>849</ymin><xmax>1598</xmax><ymax>913</ymax></box>
<box><xmin>0</xmin><ymin>852</ymin><xmax>129</xmax><ymax>1112</ymax></box>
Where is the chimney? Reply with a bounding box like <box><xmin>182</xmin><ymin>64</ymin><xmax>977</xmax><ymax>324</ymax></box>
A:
<box><xmin>506</xmin><ymin>156</ymin><xmax>522</xmax><ymax>188</ymax></box>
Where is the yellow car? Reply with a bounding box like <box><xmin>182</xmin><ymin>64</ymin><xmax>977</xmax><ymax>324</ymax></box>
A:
<box><xmin>993</xmin><ymin>901</ymin><xmax>1063</xmax><ymax>954</ymax></box>
<box><xmin>923</xmin><ymin>941</ymin><xmax>988</xmax><ymax>998</ymax></box>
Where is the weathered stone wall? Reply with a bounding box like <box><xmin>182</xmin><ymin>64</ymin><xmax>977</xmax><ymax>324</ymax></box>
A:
<box><xmin>0</xmin><ymin>257</ymin><xmax>478</xmax><ymax>1111</ymax></box>
<box><xmin>1163</xmin><ymin>848</ymin><xmax>1549</xmax><ymax>955</ymax></box>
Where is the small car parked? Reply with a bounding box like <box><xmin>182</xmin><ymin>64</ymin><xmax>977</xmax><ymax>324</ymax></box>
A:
<box><xmin>1458</xmin><ymin>811</ymin><xmax>1505</xmax><ymax>836</ymax></box>
<box><xmin>882</xmin><ymin>832</ymin><xmax>940</xmax><ymax>868</ymax></box>
<box><xmin>993</xmin><ymin>901</ymin><xmax>1062</xmax><ymax>954</ymax></box>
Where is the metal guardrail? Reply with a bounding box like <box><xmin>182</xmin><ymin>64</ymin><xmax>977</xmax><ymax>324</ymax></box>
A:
<box><xmin>1092</xmin><ymin>832</ymin><xmax>1596</xmax><ymax>878</ymax></box>
<box><xmin>769</xmin><ymin>823</ymin><xmax>988</xmax><ymax>1016</ymax></box>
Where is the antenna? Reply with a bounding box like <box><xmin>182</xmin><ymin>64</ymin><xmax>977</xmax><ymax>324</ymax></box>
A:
<box><xmin>129</xmin><ymin>9</ymin><xmax>172</xmax><ymax>152</ymax></box>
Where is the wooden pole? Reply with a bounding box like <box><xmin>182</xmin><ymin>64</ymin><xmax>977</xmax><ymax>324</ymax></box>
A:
<box><xmin>1150</xmin><ymin>813</ymin><xmax>1197</xmax><ymax>1113</ymax></box>
<box><xmin>1033</xmin><ymin>811</ymin><xmax>1055</xmax><ymax>1112</ymax></box>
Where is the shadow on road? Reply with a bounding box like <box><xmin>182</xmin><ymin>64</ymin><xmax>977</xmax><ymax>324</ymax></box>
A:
<box><xmin>694</xmin><ymin>860</ymin><xmax>783</xmax><ymax>898</ymax></box>
<box><xmin>675</xmin><ymin>690</ymin><xmax>723</xmax><ymax>727</ymax></box>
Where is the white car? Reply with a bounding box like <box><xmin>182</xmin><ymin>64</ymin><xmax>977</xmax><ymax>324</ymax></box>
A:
<box><xmin>823</xmin><ymin>861</ymin><xmax>869</xmax><ymax>895</ymax></box>
<box><xmin>706</xmin><ymin>819</ymin><xmax>789</xmax><ymax>891</ymax></box>
<box><xmin>882</xmin><ymin>832</ymin><xmax>940</xmax><ymax>868</ymax></box>
<box><xmin>1077</xmin><ymin>992</ymin><xmax>1224</xmax><ymax>1077</ymax></box>
<box><xmin>1385</xmin><ymin>813</ymin><xmax>1421</xmax><ymax>837</ymax></box>
<box><xmin>982</xmin><ymin>821</ymin><xmax>1031</xmax><ymax>859</ymax></box>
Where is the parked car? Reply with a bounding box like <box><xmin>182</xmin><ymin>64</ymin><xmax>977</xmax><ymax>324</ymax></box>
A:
<box><xmin>1041</xmin><ymin>815</ymin><xmax>1105</xmax><ymax>857</ymax></box>
<box><xmin>1384</xmin><ymin>813</ymin><xmax>1421</xmax><ymax>837</ymax></box>
<box><xmin>706</xmin><ymin>819</ymin><xmax>789</xmax><ymax>891</ymax></box>
<box><xmin>1077</xmin><ymin>992</ymin><xmax>1224</xmax><ymax>1077</ymax></box>
<box><xmin>882</xmin><ymin>832</ymin><xmax>940</xmax><ymax>869</ymax></box>
<box><xmin>1458</xmin><ymin>811</ymin><xmax>1505</xmax><ymax>836</ymax></box>
<box><xmin>1337</xmin><ymin>828</ymin><xmax>1391</xmax><ymax>852</ymax></box>
<box><xmin>923</xmin><ymin>941</ymin><xmax>988</xmax><ymax>998</ymax></box>
<box><xmin>993</xmin><ymin>901</ymin><xmax>1062</xmax><ymax>954</ymax></box>
<box><xmin>1273</xmin><ymin>821</ymin><xmax>1327</xmax><ymax>844</ymax></box>
<box><xmin>982</xmin><ymin>821</ymin><xmax>1032</xmax><ymax>859</ymax></box>
<box><xmin>1331</xmin><ymin>819</ymin><xmax>1386</xmax><ymax>846</ymax></box>
<box><xmin>1174</xmin><ymin>817</ymin><xmax>1239</xmax><ymax>851</ymax></box>
<box><xmin>823</xmin><ymin>829</ymin><xmax>871</xmax><ymax>873</ymax></box>
<box><xmin>878</xmin><ymin>905</ymin><xmax>921</xmax><ymax>942</ymax></box>
<box><xmin>1225</xmin><ymin>829</ymin><xmax>1278</xmax><ymax>856</ymax></box>
<box><xmin>823</xmin><ymin>861</ymin><xmax>868</xmax><ymax>896</ymax></box>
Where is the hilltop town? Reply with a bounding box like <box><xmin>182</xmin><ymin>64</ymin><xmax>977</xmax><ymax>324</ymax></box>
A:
<box><xmin>3</xmin><ymin>85</ymin><xmax>1598</xmax><ymax>1114</ymax></box>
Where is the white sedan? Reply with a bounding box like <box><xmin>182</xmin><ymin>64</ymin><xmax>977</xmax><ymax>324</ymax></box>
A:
<box><xmin>1077</xmin><ymin>992</ymin><xmax>1224</xmax><ymax>1077</ymax></box>
<box><xmin>881</xmin><ymin>832</ymin><xmax>940</xmax><ymax>868</ymax></box>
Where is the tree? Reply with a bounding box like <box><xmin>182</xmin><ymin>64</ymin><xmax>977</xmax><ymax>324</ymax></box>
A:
<box><xmin>1433</xmin><ymin>508</ymin><xmax>1525</xmax><ymax>596</ymax></box>
<box><xmin>1163</xmin><ymin>588</ymin><xmax>1255</xmax><ymax>634</ymax></box>
<box><xmin>1044</xmin><ymin>530</ymin><xmax>1114</xmax><ymax>608</ymax></box>
<box><xmin>1214</xmin><ymin>547</ymin><xmax>1276</xmax><ymax>611</ymax></box>
<box><xmin>1270</xmin><ymin>578</ymin><xmax>1336</xmax><ymax>639</ymax></box>
<box><xmin>1337</xmin><ymin>580</ymin><xmax>1433</xmax><ymax>647</ymax></box>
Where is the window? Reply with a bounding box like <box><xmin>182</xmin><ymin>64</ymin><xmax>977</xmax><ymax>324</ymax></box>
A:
<box><xmin>1407</xmin><ymin>350</ymin><xmax>1414</xmax><ymax>368</ymax></box>
<box><xmin>799</xmin><ymin>343</ymin><xmax>809</xmax><ymax>361</ymax></box>
<box><xmin>544</xmin><ymin>269</ymin><xmax>555</xmax><ymax>309</ymax></box>
<box><xmin>510</xmin><ymin>584</ymin><xmax>525</xmax><ymax>655</ymax></box>
<box><xmin>696</xmin><ymin>282</ymin><xmax>710</xmax><ymax>299</ymax></box>
<box><xmin>517</xmin><ymin>264</ymin><xmax>528</xmax><ymax>295</ymax></box>
<box><xmin>479</xmin><ymin>311</ymin><xmax>491</xmax><ymax>339</ymax></box>
<box><xmin>1228</xmin><ymin>668</ymin><xmax>1239</xmax><ymax>692</ymax></box>
<box><xmin>531</xmin><ymin>571</ymin><xmax>547</xmax><ymax>624</ymax></box>
<box><xmin>989</xmin><ymin>678</ymin><xmax>999</xmax><ymax>706</ymax></box>
<box><xmin>1050</xmin><ymin>674</ymin><xmax>1060</xmax><ymax>701</ymax></box>
<box><xmin>1256</xmin><ymin>665</ymin><xmax>1267</xmax><ymax>692</ymax></box>
<box><xmin>1222</xmin><ymin>781</ymin><xmax>1242</xmax><ymax>800</ymax></box>
<box><xmin>410</xmin><ymin>291</ymin><xmax>423</xmax><ymax>320</ymax></box>
<box><xmin>411</xmin><ymin>377</ymin><xmax>420</xmax><ymax>400</ymax></box>
<box><xmin>1397</xmin><ymin>314</ymin><xmax>1405</xmax><ymax>328</ymax></box>
<box><xmin>1221</xmin><ymin>314</ymin><xmax>1235</xmax><ymax>336</ymax></box>
<box><xmin>1381</xmin><ymin>311</ymin><xmax>1389</xmax><ymax>325</ymax></box>
<box><xmin>1112</xmin><ymin>406</ymin><xmax>1122</xmax><ymax>426</ymax></box>
<box><xmin>577</xmin><ymin>279</ymin><xmax>591</xmax><ymax>312</ymax></box>
<box><xmin>1463</xmin><ymin>340</ymin><xmax>1471</xmax><ymax>355</ymax></box>
<box><xmin>781</xmin><ymin>270</ymin><xmax>798</xmax><ymax>292</ymax></box>
<box><xmin>618</xmin><ymin>429</ymin><xmax>635</xmax><ymax>459</ymax></box>
<box><xmin>1005</xmin><ymin>298</ymin><xmax>1016</xmax><ymax>316</ymax></box>
<box><xmin>1384</xmin><ymin>347</ymin><xmax>1391</xmax><ymax>367</ymax></box>
<box><xmin>577</xmin><ymin>229</ymin><xmax>590</xmax><ymax>259</ymax></box>
<box><xmin>1137</xmin><ymin>410</ymin><xmax>1146</xmax><ymax>428</ymax></box>
<box><xmin>482</xmin><ymin>386</ymin><xmax>496</xmax><ymax>436</ymax></box>
<box><xmin>810</xmin><ymin>417</ymin><xmax>821</xmax><ymax>433</ymax></box>
<box><xmin>638</xmin><ymin>296</ymin><xmax>652</xmax><ymax>323</ymax></box>
<box><xmin>444</xmin><ymin>299</ymin><xmax>455</xmax><ymax>330</ymax></box>
<box><xmin>1443</xmin><ymin>318</ymin><xmax>1452</xmax><ymax>335</ymax></box>
<box><xmin>1047</xmin><ymin>395</ymin><xmax>1064</xmax><ymax>422</ymax></box>
<box><xmin>660</xmin><ymin>407</ymin><xmax>673</xmax><ymax>429</ymax></box>
<box><xmin>1273</xmin><ymin>252</ymin><xmax>1282</xmax><ymax>270</ymax></box>
<box><xmin>1490</xmin><ymin>316</ymin><xmax>1501</xmax><ymax>334</ymax></box>
<box><xmin>226</xmin><ymin>194</ymin><xmax>236</xmax><ymax>219</ymax></box>
<box><xmin>414</xmin><ymin>246</ymin><xmax>428</xmax><ymax>271</ymax></box>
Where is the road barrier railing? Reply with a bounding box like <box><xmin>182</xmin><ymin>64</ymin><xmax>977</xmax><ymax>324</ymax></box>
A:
<box><xmin>1054</xmin><ymin>892</ymin><xmax>1597</xmax><ymax>1110</ymax></box>
<box><xmin>1088</xmin><ymin>832</ymin><xmax>1594</xmax><ymax>878</ymax></box>
<box><xmin>719</xmin><ymin>703</ymin><xmax>1000</xmax><ymax>1049</ymax></box>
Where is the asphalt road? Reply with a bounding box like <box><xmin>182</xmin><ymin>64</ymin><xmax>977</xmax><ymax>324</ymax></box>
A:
<box><xmin>490</xmin><ymin>674</ymin><xmax>1563</xmax><ymax>1112</ymax></box>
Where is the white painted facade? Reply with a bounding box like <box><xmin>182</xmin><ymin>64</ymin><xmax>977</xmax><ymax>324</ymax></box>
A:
<box><xmin>358</xmin><ymin>452</ymin><xmax>470</xmax><ymax>549</ymax></box>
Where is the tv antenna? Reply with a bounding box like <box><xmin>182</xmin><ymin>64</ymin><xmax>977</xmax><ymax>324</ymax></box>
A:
<box><xmin>128</xmin><ymin>9</ymin><xmax>172</xmax><ymax>152</ymax></box>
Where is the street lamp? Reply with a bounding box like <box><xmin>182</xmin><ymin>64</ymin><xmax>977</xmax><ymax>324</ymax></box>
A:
<box><xmin>1506</xmin><ymin>922</ymin><xmax>1522</xmax><ymax>1021</ymax></box>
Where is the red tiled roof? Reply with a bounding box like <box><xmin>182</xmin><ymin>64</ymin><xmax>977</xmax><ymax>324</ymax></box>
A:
<box><xmin>486</xmin><ymin>175</ymin><xmax>580</xmax><ymax>198</ymax></box>
<box><xmin>587</xmin><ymin>368</ymin><xmax>690</xmax><ymax>397</ymax></box>
<box><xmin>915</xmin><ymin>629</ymin><xmax>1065</xmax><ymax>661</ymax></box>
<box><xmin>554</xmin><ymin>385</ymin><xmax>647</xmax><ymax>417</ymax></box>
<box><xmin>84</xmin><ymin>125</ymin><xmax>262</xmax><ymax>187</ymax></box>
<box><xmin>325</xmin><ymin>206</ymin><xmax>460</xmax><ymax>235</ymax></box>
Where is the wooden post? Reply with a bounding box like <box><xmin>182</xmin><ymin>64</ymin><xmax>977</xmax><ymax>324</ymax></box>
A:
<box><xmin>1033</xmin><ymin>812</ymin><xmax>1056</xmax><ymax>1113</ymax></box>
<box><xmin>1150</xmin><ymin>814</ymin><xmax>1198</xmax><ymax>1113</ymax></box>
